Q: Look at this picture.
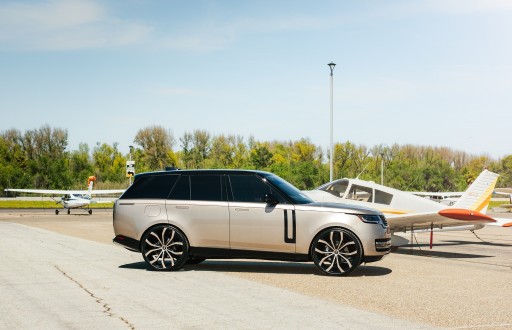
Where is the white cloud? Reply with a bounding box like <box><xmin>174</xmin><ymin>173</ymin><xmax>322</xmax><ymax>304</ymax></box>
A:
<box><xmin>375</xmin><ymin>0</ymin><xmax>512</xmax><ymax>17</ymax></box>
<box><xmin>0</xmin><ymin>0</ymin><xmax>103</xmax><ymax>30</ymax></box>
<box><xmin>0</xmin><ymin>0</ymin><xmax>152</xmax><ymax>50</ymax></box>
<box><xmin>154</xmin><ymin>15</ymin><xmax>328</xmax><ymax>52</ymax></box>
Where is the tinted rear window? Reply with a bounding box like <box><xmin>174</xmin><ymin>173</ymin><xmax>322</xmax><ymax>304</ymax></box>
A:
<box><xmin>120</xmin><ymin>174</ymin><xmax>179</xmax><ymax>199</ymax></box>
<box><xmin>168</xmin><ymin>174</ymin><xmax>224</xmax><ymax>201</ymax></box>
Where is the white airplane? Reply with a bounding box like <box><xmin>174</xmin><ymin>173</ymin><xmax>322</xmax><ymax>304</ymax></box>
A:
<box><xmin>4</xmin><ymin>176</ymin><xmax>125</xmax><ymax>215</ymax></box>
<box><xmin>494</xmin><ymin>188</ymin><xmax>512</xmax><ymax>211</ymax></box>
<box><xmin>410</xmin><ymin>191</ymin><xmax>463</xmax><ymax>206</ymax></box>
<box><xmin>303</xmin><ymin>170</ymin><xmax>512</xmax><ymax>246</ymax></box>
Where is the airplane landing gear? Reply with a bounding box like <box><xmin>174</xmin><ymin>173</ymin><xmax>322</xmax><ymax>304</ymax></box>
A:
<box><xmin>55</xmin><ymin>210</ymin><xmax>59</xmax><ymax>215</ymax></box>
<box><xmin>67</xmin><ymin>209</ymin><xmax>70</xmax><ymax>215</ymax></box>
<box><xmin>88</xmin><ymin>210</ymin><xmax>92</xmax><ymax>215</ymax></box>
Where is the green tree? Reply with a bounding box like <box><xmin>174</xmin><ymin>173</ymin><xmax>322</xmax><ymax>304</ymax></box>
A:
<box><xmin>92</xmin><ymin>142</ymin><xmax>125</xmax><ymax>183</ymax></box>
<box><xmin>250</xmin><ymin>143</ymin><xmax>274</xmax><ymax>169</ymax></box>
<box><xmin>134</xmin><ymin>126</ymin><xmax>176</xmax><ymax>171</ymax></box>
<box><xmin>69</xmin><ymin>143</ymin><xmax>94</xmax><ymax>187</ymax></box>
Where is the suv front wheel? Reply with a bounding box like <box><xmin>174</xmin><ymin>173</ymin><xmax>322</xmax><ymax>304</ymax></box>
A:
<box><xmin>311</xmin><ymin>227</ymin><xmax>362</xmax><ymax>276</ymax></box>
<box><xmin>141</xmin><ymin>224</ymin><xmax>189</xmax><ymax>271</ymax></box>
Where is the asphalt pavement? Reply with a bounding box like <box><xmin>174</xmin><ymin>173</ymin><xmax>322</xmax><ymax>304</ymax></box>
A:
<box><xmin>0</xmin><ymin>222</ymin><xmax>435</xmax><ymax>329</ymax></box>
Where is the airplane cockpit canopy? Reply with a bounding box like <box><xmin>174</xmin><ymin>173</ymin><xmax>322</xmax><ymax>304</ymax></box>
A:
<box><xmin>318</xmin><ymin>179</ymin><xmax>394</xmax><ymax>205</ymax></box>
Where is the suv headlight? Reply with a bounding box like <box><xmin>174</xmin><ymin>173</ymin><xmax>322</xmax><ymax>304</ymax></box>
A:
<box><xmin>358</xmin><ymin>214</ymin><xmax>382</xmax><ymax>224</ymax></box>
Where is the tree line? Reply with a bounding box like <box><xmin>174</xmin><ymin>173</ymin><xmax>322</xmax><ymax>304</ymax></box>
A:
<box><xmin>1</xmin><ymin>124</ymin><xmax>511</xmax><ymax>195</ymax></box>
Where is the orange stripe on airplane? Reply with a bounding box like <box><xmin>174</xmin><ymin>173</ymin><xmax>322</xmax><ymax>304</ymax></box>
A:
<box><xmin>380</xmin><ymin>210</ymin><xmax>408</xmax><ymax>215</ymax></box>
<box><xmin>475</xmin><ymin>193</ymin><xmax>493</xmax><ymax>212</ymax></box>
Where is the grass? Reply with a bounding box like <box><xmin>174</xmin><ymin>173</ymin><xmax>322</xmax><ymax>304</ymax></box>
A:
<box><xmin>0</xmin><ymin>200</ymin><xmax>114</xmax><ymax>209</ymax></box>
<box><xmin>489</xmin><ymin>200</ymin><xmax>510</xmax><ymax>208</ymax></box>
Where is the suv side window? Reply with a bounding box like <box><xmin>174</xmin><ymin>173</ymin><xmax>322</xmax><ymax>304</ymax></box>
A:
<box><xmin>190</xmin><ymin>175</ymin><xmax>223</xmax><ymax>201</ymax></box>
<box><xmin>120</xmin><ymin>174</ymin><xmax>179</xmax><ymax>199</ymax></box>
<box><xmin>168</xmin><ymin>174</ymin><xmax>225</xmax><ymax>201</ymax></box>
<box><xmin>229</xmin><ymin>175</ymin><xmax>285</xmax><ymax>203</ymax></box>
<box><xmin>168</xmin><ymin>175</ymin><xmax>190</xmax><ymax>200</ymax></box>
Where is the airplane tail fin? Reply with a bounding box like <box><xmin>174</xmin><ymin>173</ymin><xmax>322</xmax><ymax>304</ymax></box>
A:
<box><xmin>452</xmin><ymin>169</ymin><xmax>499</xmax><ymax>214</ymax></box>
<box><xmin>87</xmin><ymin>176</ymin><xmax>96</xmax><ymax>195</ymax></box>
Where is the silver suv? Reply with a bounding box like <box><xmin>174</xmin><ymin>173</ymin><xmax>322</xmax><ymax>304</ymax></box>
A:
<box><xmin>113</xmin><ymin>169</ymin><xmax>390</xmax><ymax>276</ymax></box>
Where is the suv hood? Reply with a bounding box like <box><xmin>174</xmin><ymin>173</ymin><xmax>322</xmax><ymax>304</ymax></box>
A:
<box><xmin>303</xmin><ymin>202</ymin><xmax>382</xmax><ymax>215</ymax></box>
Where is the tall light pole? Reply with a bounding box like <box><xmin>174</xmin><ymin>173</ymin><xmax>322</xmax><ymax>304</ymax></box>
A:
<box><xmin>328</xmin><ymin>62</ymin><xmax>336</xmax><ymax>182</ymax></box>
<box><xmin>129</xmin><ymin>145</ymin><xmax>134</xmax><ymax>185</ymax></box>
<box><xmin>380</xmin><ymin>152</ymin><xmax>384</xmax><ymax>185</ymax></box>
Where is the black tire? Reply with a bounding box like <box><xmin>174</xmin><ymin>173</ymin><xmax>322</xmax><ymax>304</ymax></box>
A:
<box><xmin>88</xmin><ymin>209</ymin><xmax>92</xmax><ymax>215</ymax></box>
<box><xmin>186</xmin><ymin>257</ymin><xmax>206</xmax><ymax>265</ymax></box>
<box><xmin>67</xmin><ymin>209</ymin><xmax>70</xmax><ymax>215</ymax></box>
<box><xmin>55</xmin><ymin>210</ymin><xmax>59</xmax><ymax>215</ymax></box>
<box><xmin>311</xmin><ymin>227</ymin><xmax>362</xmax><ymax>276</ymax></box>
<box><xmin>141</xmin><ymin>224</ymin><xmax>189</xmax><ymax>271</ymax></box>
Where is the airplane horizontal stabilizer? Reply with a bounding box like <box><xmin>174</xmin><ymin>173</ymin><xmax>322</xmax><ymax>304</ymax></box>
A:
<box><xmin>438</xmin><ymin>209</ymin><xmax>496</xmax><ymax>223</ymax></box>
<box><xmin>485</xmin><ymin>217</ymin><xmax>512</xmax><ymax>227</ymax></box>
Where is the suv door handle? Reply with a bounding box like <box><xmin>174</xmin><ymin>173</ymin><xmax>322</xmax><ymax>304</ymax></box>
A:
<box><xmin>175</xmin><ymin>205</ymin><xmax>189</xmax><ymax>209</ymax></box>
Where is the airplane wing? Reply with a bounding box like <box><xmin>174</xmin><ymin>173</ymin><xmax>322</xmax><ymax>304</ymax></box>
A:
<box><xmin>388</xmin><ymin>209</ymin><xmax>496</xmax><ymax>232</ymax></box>
<box><xmin>4</xmin><ymin>188</ymin><xmax>125</xmax><ymax>195</ymax></box>
<box><xmin>88</xmin><ymin>189</ymin><xmax>125</xmax><ymax>195</ymax></box>
<box><xmin>411</xmin><ymin>192</ymin><xmax>463</xmax><ymax>197</ymax></box>
<box><xmin>495</xmin><ymin>188</ymin><xmax>512</xmax><ymax>194</ymax></box>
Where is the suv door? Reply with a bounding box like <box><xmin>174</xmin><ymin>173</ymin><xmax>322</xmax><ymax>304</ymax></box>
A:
<box><xmin>166</xmin><ymin>174</ymin><xmax>230</xmax><ymax>249</ymax></box>
<box><xmin>228</xmin><ymin>174</ymin><xmax>296</xmax><ymax>254</ymax></box>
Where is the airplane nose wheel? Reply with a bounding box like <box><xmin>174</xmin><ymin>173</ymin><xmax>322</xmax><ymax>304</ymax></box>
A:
<box><xmin>67</xmin><ymin>209</ymin><xmax>70</xmax><ymax>215</ymax></box>
<box><xmin>88</xmin><ymin>210</ymin><xmax>92</xmax><ymax>215</ymax></box>
<box><xmin>55</xmin><ymin>210</ymin><xmax>59</xmax><ymax>215</ymax></box>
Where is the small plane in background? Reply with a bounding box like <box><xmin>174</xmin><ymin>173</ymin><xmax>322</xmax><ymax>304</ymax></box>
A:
<box><xmin>4</xmin><ymin>176</ymin><xmax>125</xmax><ymax>215</ymax></box>
<box><xmin>410</xmin><ymin>191</ymin><xmax>463</xmax><ymax>206</ymax></box>
<box><xmin>494</xmin><ymin>188</ymin><xmax>512</xmax><ymax>212</ymax></box>
<box><xmin>303</xmin><ymin>169</ymin><xmax>512</xmax><ymax>247</ymax></box>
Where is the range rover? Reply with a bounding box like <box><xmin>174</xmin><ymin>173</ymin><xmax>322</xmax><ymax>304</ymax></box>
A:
<box><xmin>113</xmin><ymin>169</ymin><xmax>390</xmax><ymax>276</ymax></box>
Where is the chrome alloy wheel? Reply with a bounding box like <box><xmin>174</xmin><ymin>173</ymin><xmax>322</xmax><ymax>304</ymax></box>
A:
<box><xmin>311</xmin><ymin>228</ymin><xmax>362</xmax><ymax>276</ymax></box>
<box><xmin>141</xmin><ymin>225</ymin><xmax>189</xmax><ymax>271</ymax></box>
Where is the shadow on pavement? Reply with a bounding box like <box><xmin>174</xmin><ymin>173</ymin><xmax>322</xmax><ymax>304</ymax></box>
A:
<box><xmin>119</xmin><ymin>260</ymin><xmax>392</xmax><ymax>277</ymax></box>
<box><xmin>392</xmin><ymin>248</ymin><xmax>492</xmax><ymax>259</ymax></box>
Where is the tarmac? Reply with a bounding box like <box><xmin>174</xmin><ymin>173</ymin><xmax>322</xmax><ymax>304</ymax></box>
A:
<box><xmin>1</xmin><ymin>209</ymin><xmax>511</xmax><ymax>329</ymax></box>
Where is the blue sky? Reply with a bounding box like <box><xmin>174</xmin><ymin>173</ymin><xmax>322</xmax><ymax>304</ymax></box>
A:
<box><xmin>1</xmin><ymin>0</ymin><xmax>511</xmax><ymax>159</ymax></box>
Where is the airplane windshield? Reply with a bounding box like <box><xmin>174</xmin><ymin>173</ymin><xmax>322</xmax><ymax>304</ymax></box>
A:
<box><xmin>319</xmin><ymin>179</ymin><xmax>349</xmax><ymax>198</ymax></box>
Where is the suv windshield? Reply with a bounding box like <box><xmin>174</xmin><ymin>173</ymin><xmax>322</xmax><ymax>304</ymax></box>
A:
<box><xmin>265</xmin><ymin>174</ymin><xmax>314</xmax><ymax>204</ymax></box>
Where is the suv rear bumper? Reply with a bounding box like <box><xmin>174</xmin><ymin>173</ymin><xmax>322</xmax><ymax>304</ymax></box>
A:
<box><xmin>113</xmin><ymin>235</ymin><xmax>140</xmax><ymax>252</ymax></box>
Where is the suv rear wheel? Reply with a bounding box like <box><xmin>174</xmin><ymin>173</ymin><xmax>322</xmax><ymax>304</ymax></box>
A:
<box><xmin>311</xmin><ymin>227</ymin><xmax>362</xmax><ymax>276</ymax></box>
<box><xmin>141</xmin><ymin>224</ymin><xmax>189</xmax><ymax>271</ymax></box>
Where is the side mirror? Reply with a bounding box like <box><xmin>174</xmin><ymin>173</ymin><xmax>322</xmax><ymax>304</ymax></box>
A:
<box><xmin>265</xmin><ymin>194</ymin><xmax>278</xmax><ymax>205</ymax></box>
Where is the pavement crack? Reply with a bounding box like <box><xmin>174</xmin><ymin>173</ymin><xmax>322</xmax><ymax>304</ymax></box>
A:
<box><xmin>54</xmin><ymin>265</ymin><xmax>135</xmax><ymax>329</ymax></box>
